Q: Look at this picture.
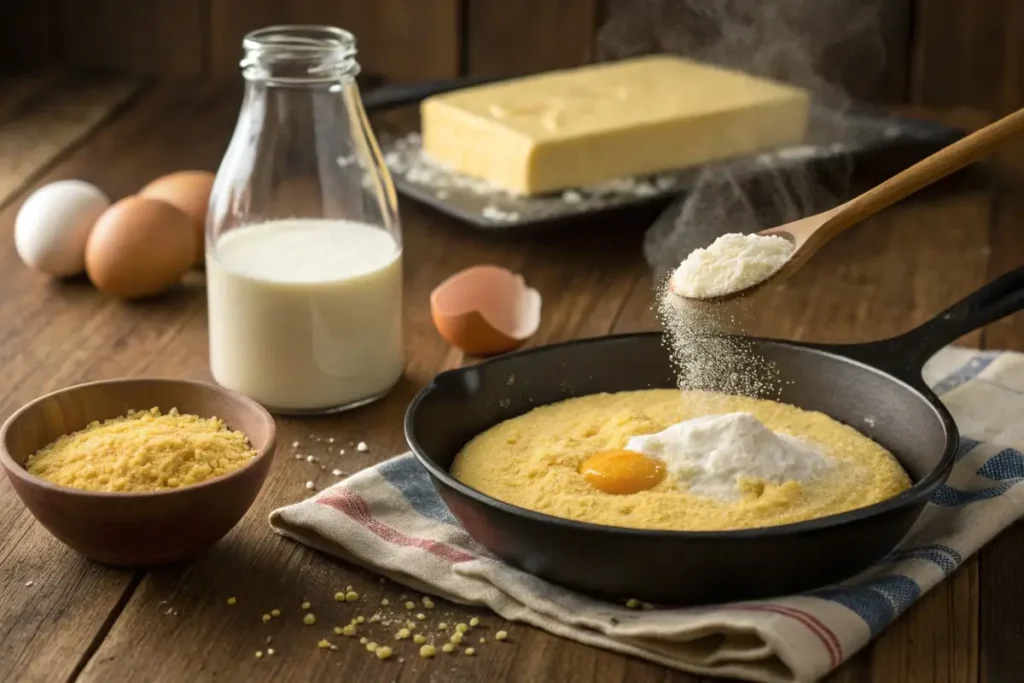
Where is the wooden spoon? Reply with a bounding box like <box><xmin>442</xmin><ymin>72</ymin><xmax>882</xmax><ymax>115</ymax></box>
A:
<box><xmin>669</xmin><ymin>106</ymin><xmax>1024</xmax><ymax>300</ymax></box>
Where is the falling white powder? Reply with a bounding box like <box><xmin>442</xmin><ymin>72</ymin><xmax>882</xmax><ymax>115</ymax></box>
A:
<box><xmin>626</xmin><ymin>413</ymin><xmax>830</xmax><ymax>500</ymax></box>
<box><xmin>657</xmin><ymin>281</ymin><xmax>780</xmax><ymax>397</ymax></box>
<box><xmin>669</xmin><ymin>233</ymin><xmax>795</xmax><ymax>299</ymax></box>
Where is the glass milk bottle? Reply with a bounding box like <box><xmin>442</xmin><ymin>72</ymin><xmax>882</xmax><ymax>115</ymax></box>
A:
<box><xmin>206</xmin><ymin>25</ymin><xmax>403</xmax><ymax>414</ymax></box>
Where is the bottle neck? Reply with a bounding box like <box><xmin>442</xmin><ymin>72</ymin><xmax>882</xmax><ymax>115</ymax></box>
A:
<box><xmin>240</xmin><ymin>25</ymin><xmax>360</xmax><ymax>87</ymax></box>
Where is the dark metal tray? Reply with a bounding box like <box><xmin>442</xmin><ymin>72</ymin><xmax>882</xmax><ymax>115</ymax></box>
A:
<box><xmin>365</xmin><ymin>79</ymin><xmax>965</xmax><ymax>234</ymax></box>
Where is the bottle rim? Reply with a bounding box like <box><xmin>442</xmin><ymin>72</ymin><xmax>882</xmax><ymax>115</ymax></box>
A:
<box><xmin>241</xmin><ymin>25</ymin><xmax>359</xmax><ymax>84</ymax></box>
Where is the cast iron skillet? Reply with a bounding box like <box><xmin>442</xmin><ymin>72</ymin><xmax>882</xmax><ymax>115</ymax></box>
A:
<box><xmin>405</xmin><ymin>266</ymin><xmax>1024</xmax><ymax>604</ymax></box>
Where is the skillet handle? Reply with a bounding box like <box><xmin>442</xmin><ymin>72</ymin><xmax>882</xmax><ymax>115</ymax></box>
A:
<box><xmin>838</xmin><ymin>266</ymin><xmax>1024</xmax><ymax>381</ymax></box>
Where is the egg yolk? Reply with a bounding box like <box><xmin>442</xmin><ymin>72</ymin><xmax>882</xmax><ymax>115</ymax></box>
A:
<box><xmin>579</xmin><ymin>450</ymin><xmax>665</xmax><ymax>495</ymax></box>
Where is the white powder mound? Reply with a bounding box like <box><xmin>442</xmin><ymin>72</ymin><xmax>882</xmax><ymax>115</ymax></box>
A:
<box><xmin>626</xmin><ymin>412</ymin><xmax>830</xmax><ymax>500</ymax></box>
<box><xmin>669</xmin><ymin>232</ymin><xmax>795</xmax><ymax>299</ymax></box>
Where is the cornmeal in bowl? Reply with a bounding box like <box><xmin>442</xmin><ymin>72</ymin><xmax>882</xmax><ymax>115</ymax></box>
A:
<box><xmin>26</xmin><ymin>407</ymin><xmax>256</xmax><ymax>493</ymax></box>
<box><xmin>450</xmin><ymin>389</ymin><xmax>911</xmax><ymax>532</ymax></box>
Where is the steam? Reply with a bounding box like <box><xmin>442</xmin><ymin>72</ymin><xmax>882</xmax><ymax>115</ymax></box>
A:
<box><xmin>596</xmin><ymin>0</ymin><xmax>891</xmax><ymax>280</ymax></box>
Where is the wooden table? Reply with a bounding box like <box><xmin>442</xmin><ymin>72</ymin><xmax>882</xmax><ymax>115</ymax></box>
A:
<box><xmin>0</xmin><ymin>73</ymin><xmax>1021</xmax><ymax>683</ymax></box>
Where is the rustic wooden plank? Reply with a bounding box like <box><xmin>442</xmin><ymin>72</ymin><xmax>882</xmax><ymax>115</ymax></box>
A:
<box><xmin>975</xmin><ymin>142</ymin><xmax>1024</xmax><ymax>683</ymax></box>
<box><xmin>465</xmin><ymin>0</ymin><xmax>597</xmax><ymax>76</ymax></box>
<box><xmin>208</xmin><ymin>0</ymin><xmax>460</xmax><ymax>82</ymax></box>
<box><xmin>0</xmin><ymin>70</ymin><xmax>63</xmax><ymax>123</ymax></box>
<box><xmin>0</xmin><ymin>73</ymin><xmax>144</xmax><ymax>210</ymax></box>
<box><xmin>0</xmin><ymin>0</ymin><xmax>57</xmax><ymax>68</ymax></box>
<box><xmin>0</xmin><ymin>80</ymin><xmax>244</xmax><ymax>683</ymax></box>
<box><xmin>55</xmin><ymin>0</ymin><xmax>207</xmax><ymax>75</ymax></box>
<box><xmin>910</xmin><ymin>0</ymin><xmax>1024</xmax><ymax>112</ymax></box>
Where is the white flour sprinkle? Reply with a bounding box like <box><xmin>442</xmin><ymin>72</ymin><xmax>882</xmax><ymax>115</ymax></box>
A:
<box><xmin>626</xmin><ymin>412</ymin><xmax>829</xmax><ymax>500</ymax></box>
<box><xmin>657</xmin><ymin>279</ymin><xmax>779</xmax><ymax>397</ymax></box>
<box><xmin>669</xmin><ymin>233</ymin><xmax>794</xmax><ymax>299</ymax></box>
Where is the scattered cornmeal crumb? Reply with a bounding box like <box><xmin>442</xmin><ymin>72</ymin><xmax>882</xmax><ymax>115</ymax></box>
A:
<box><xmin>368</xmin><ymin>614</ymin><xmax>381</xmax><ymax>623</ymax></box>
<box><xmin>366</xmin><ymin>642</ymin><xmax>378</xmax><ymax>653</ymax></box>
<box><xmin>25</xmin><ymin>408</ymin><xmax>256</xmax><ymax>492</ymax></box>
<box><xmin>270</xmin><ymin>609</ymin><xmax>281</xmax><ymax>618</ymax></box>
<box><xmin>267</xmin><ymin>648</ymin><xmax>276</xmax><ymax>656</ymax></box>
<box><xmin>404</xmin><ymin>601</ymin><xmax>415</xmax><ymax>610</ymax></box>
<box><xmin>375</xmin><ymin>646</ymin><xmax>393</xmax><ymax>660</ymax></box>
<box><xmin>357</xmin><ymin>616</ymin><xmax>366</xmax><ymax>624</ymax></box>
<box><xmin>345</xmin><ymin>591</ymin><xmax>359</xmax><ymax>602</ymax></box>
<box><xmin>422</xmin><ymin>597</ymin><xmax>435</xmax><ymax>609</ymax></box>
<box><xmin>413</xmin><ymin>634</ymin><xmax>427</xmax><ymax>644</ymax></box>
<box><xmin>416</xmin><ymin>613</ymin><xmax>426</xmax><ymax>620</ymax></box>
<box><xmin>438</xmin><ymin>622</ymin><xmax>448</xmax><ymax>631</ymax></box>
<box><xmin>469</xmin><ymin>617</ymin><xmax>480</xmax><ymax>627</ymax></box>
<box><xmin>255</xmin><ymin>651</ymin><xmax>263</xmax><ymax>658</ymax></box>
<box><xmin>342</xmin><ymin>625</ymin><xmax>357</xmax><ymax>636</ymax></box>
<box><xmin>301</xmin><ymin>601</ymin><xmax>311</xmax><ymax>610</ymax></box>
<box><xmin>455</xmin><ymin>623</ymin><xmax>468</xmax><ymax>633</ymax></box>
<box><xmin>360</xmin><ymin>637</ymin><xmax>368</xmax><ymax>645</ymax></box>
<box><xmin>226</xmin><ymin>597</ymin><xmax>237</xmax><ymax>605</ymax></box>
<box><xmin>626</xmin><ymin>598</ymin><xmax>641</xmax><ymax>609</ymax></box>
<box><xmin>396</xmin><ymin>628</ymin><xmax>411</xmax><ymax>640</ymax></box>
<box><xmin>334</xmin><ymin>592</ymin><xmax>345</xmax><ymax>602</ymax></box>
<box><xmin>419</xmin><ymin>644</ymin><xmax>436</xmax><ymax>658</ymax></box>
<box><xmin>303</xmin><ymin>613</ymin><xmax>316</xmax><ymax>626</ymax></box>
<box><xmin>450</xmin><ymin>633</ymin><xmax>463</xmax><ymax>645</ymax></box>
<box><xmin>261</xmin><ymin>614</ymin><xmax>271</xmax><ymax>623</ymax></box>
<box><xmin>479</xmin><ymin>637</ymin><xmax>486</xmax><ymax>644</ymax></box>
<box><xmin>334</xmin><ymin>626</ymin><xmax>343</xmax><ymax>635</ymax></box>
<box><xmin>380</xmin><ymin>599</ymin><xmax>390</xmax><ymax>606</ymax></box>
<box><xmin>318</xmin><ymin>639</ymin><xmax>331</xmax><ymax>649</ymax></box>
<box><xmin>442</xmin><ymin>643</ymin><xmax>455</xmax><ymax>653</ymax></box>
<box><xmin>465</xmin><ymin>647</ymin><xmax>476</xmax><ymax>656</ymax></box>
<box><xmin>496</xmin><ymin>630</ymin><xmax>508</xmax><ymax>641</ymax></box>
<box><xmin>406</xmin><ymin>621</ymin><xmax>417</xmax><ymax>629</ymax></box>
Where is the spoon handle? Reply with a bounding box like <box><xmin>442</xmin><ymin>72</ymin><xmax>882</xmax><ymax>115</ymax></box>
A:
<box><xmin>829</xmin><ymin>106</ymin><xmax>1024</xmax><ymax>230</ymax></box>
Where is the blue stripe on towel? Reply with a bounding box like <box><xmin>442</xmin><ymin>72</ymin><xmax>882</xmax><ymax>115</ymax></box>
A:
<box><xmin>877</xmin><ymin>544</ymin><xmax>961</xmax><ymax>574</ymax></box>
<box><xmin>976</xmin><ymin>447</ymin><xmax>1024</xmax><ymax>482</ymax></box>
<box><xmin>955</xmin><ymin>437</ymin><xmax>983</xmax><ymax>462</ymax></box>
<box><xmin>812</xmin><ymin>576</ymin><xmax>921</xmax><ymax>636</ymax></box>
<box><xmin>932</xmin><ymin>353</ymin><xmax>1001</xmax><ymax>395</ymax></box>
<box><xmin>377</xmin><ymin>456</ymin><xmax>460</xmax><ymax>525</ymax></box>
<box><xmin>931</xmin><ymin>446</ymin><xmax>1024</xmax><ymax>507</ymax></box>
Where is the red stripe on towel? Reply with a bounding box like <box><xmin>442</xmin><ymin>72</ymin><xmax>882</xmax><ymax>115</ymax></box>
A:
<box><xmin>318</xmin><ymin>490</ymin><xmax>476</xmax><ymax>564</ymax></box>
<box><xmin>730</xmin><ymin>604</ymin><xmax>843</xmax><ymax>667</ymax></box>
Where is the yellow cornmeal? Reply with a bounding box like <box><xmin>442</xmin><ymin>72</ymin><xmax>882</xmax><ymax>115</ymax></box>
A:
<box><xmin>25</xmin><ymin>407</ymin><xmax>256</xmax><ymax>492</ymax></box>
<box><xmin>451</xmin><ymin>390</ymin><xmax>911</xmax><ymax>531</ymax></box>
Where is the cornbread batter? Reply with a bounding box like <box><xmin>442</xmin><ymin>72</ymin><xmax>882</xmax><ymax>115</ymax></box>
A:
<box><xmin>26</xmin><ymin>407</ymin><xmax>256</xmax><ymax>493</ymax></box>
<box><xmin>451</xmin><ymin>390</ymin><xmax>911</xmax><ymax>531</ymax></box>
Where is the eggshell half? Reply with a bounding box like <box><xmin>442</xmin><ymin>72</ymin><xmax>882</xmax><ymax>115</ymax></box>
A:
<box><xmin>140</xmin><ymin>170</ymin><xmax>215</xmax><ymax>264</ymax></box>
<box><xmin>430</xmin><ymin>265</ymin><xmax>542</xmax><ymax>356</ymax></box>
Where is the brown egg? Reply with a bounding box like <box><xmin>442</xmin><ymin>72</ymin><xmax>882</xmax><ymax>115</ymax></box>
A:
<box><xmin>140</xmin><ymin>170</ymin><xmax>215</xmax><ymax>264</ymax></box>
<box><xmin>430</xmin><ymin>265</ymin><xmax>542</xmax><ymax>357</ymax></box>
<box><xmin>85</xmin><ymin>196</ymin><xmax>196</xmax><ymax>300</ymax></box>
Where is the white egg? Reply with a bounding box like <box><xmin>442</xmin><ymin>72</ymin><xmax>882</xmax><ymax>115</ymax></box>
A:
<box><xmin>15</xmin><ymin>180</ymin><xmax>110</xmax><ymax>277</ymax></box>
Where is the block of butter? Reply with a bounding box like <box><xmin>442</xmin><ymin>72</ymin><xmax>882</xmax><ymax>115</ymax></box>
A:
<box><xmin>421</xmin><ymin>55</ymin><xmax>811</xmax><ymax>196</ymax></box>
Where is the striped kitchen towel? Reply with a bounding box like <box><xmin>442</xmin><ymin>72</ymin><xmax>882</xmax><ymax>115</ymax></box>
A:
<box><xmin>269</xmin><ymin>347</ymin><xmax>1024</xmax><ymax>683</ymax></box>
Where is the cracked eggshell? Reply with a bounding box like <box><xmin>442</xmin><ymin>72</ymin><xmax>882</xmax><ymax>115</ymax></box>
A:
<box><xmin>430</xmin><ymin>265</ymin><xmax>541</xmax><ymax>357</ymax></box>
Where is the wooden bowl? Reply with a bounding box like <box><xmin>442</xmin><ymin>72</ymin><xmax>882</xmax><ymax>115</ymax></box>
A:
<box><xmin>0</xmin><ymin>378</ymin><xmax>276</xmax><ymax>566</ymax></box>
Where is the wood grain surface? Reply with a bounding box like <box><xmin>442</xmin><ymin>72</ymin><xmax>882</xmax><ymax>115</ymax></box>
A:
<box><xmin>208</xmin><ymin>0</ymin><xmax>461</xmax><ymax>81</ymax></box>
<box><xmin>0</xmin><ymin>78</ymin><xmax>1020</xmax><ymax>683</ymax></box>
